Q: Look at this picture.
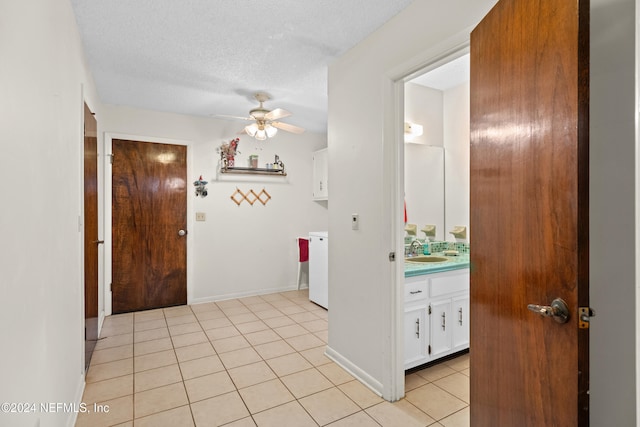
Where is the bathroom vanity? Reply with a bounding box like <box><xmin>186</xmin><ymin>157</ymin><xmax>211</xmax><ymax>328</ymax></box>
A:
<box><xmin>404</xmin><ymin>255</ymin><xmax>470</xmax><ymax>370</ymax></box>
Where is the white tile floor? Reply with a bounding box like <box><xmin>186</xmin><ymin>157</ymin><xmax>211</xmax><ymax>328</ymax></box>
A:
<box><xmin>77</xmin><ymin>289</ymin><xmax>469</xmax><ymax>426</ymax></box>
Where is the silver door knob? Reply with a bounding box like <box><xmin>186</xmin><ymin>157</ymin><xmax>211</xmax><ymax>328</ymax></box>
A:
<box><xmin>178</xmin><ymin>229</ymin><xmax>187</xmax><ymax>237</ymax></box>
<box><xmin>527</xmin><ymin>298</ymin><xmax>569</xmax><ymax>323</ymax></box>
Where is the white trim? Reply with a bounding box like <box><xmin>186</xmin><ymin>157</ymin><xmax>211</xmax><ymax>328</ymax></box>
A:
<box><xmin>103</xmin><ymin>132</ymin><xmax>194</xmax><ymax>316</ymax></box>
<box><xmin>380</xmin><ymin>76</ymin><xmax>406</xmax><ymax>401</ymax></box>
<box><xmin>69</xmin><ymin>375</ymin><xmax>86</xmax><ymax>427</ymax></box>
<box><xmin>382</xmin><ymin>31</ymin><xmax>472</xmax><ymax>401</ymax></box>
<box><xmin>79</xmin><ymin>85</ymin><xmax>87</xmax><ymax>377</ymax></box>
<box><xmin>635</xmin><ymin>0</ymin><xmax>640</xmax><ymax>423</ymax></box>
<box><xmin>98</xmin><ymin>311</ymin><xmax>106</xmax><ymax>334</ymax></box>
<box><xmin>325</xmin><ymin>345</ymin><xmax>384</xmax><ymax>397</ymax></box>
<box><xmin>190</xmin><ymin>285</ymin><xmax>302</xmax><ymax>305</ymax></box>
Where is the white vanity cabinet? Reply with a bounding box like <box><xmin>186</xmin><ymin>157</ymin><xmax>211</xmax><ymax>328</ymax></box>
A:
<box><xmin>451</xmin><ymin>295</ymin><xmax>470</xmax><ymax>349</ymax></box>
<box><xmin>404</xmin><ymin>268</ymin><xmax>470</xmax><ymax>370</ymax></box>
<box><xmin>312</xmin><ymin>148</ymin><xmax>328</xmax><ymax>200</ymax></box>
<box><xmin>403</xmin><ymin>277</ymin><xmax>429</xmax><ymax>367</ymax></box>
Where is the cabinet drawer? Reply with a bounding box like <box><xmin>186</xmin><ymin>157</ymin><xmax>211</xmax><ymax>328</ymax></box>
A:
<box><xmin>405</xmin><ymin>279</ymin><xmax>428</xmax><ymax>302</ymax></box>
<box><xmin>430</xmin><ymin>271</ymin><xmax>469</xmax><ymax>298</ymax></box>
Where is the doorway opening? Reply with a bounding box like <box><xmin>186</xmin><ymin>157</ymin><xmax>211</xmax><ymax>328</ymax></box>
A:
<box><xmin>397</xmin><ymin>47</ymin><xmax>471</xmax><ymax>398</ymax></box>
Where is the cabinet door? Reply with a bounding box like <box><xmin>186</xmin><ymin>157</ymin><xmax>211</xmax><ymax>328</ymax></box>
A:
<box><xmin>429</xmin><ymin>299</ymin><xmax>452</xmax><ymax>359</ymax></box>
<box><xmin>452</xmin><ymin>295</ymin><xmax>470</xmax><ymax>350</ymax></box>
<box><xmin>404</xmin><ymin>304</ymin><xmax>427</xmax><ymax>369</ymax></box>
<box><xmin>312</xmin><ymin>149</ymin><xmax>328</xmax><ymax>200</ymax></box>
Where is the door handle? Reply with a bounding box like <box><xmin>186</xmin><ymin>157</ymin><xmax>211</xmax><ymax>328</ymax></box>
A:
<box><xmin>527</xmin><ymin>298</ymin><xmax>569</xmax><ymax>323</ymax></box>
<box><xmin>93</xmin><ymin>240</ymin><xmax>104</xmax><ymax>245</ymax></box>
<box><xmin>178</xmin><ymin>229</ymin><xmax>187</xmax><ymax>237</ymax></box>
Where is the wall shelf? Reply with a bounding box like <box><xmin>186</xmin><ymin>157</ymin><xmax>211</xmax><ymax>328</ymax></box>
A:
<box><xmin>220</xmin><ymin>166</ymin><xmax>287</xmax><ymax>177</ymax></box>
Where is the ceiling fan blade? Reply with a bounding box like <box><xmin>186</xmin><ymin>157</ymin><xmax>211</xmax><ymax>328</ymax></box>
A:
<box><xmin>272</xmin><ymin>121</ymin><xmax>305</xmax><ymax>134</ymax></box>
<box><xmin>265</xmin><ymin>108</ymin><xmax>292</xmax><ymax>121</ymax></box>
<box><xmin>213</xmin><ymin>114</ymin><xmax>254</xmax><ymax>121</ymax></box>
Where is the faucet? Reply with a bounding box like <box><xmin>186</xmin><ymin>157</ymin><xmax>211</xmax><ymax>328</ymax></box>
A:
<box><xmin>409</xmin><ymin>240</ymin><xmax>423</xmax><ymax>256</ymax></box>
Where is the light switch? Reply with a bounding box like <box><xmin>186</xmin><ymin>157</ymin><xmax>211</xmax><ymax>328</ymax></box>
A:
<box><xmin>351</xmin><ymin>214</ymin><xmax>359</xmax><ymax>230</ymax></box>
<box><xmin>196</xmin><ymin>212</ymin><xmax>206</xmax><ymax>221</ymax></box>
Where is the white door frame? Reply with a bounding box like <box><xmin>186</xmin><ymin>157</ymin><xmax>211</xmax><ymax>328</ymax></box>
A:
<box><xmin>103</xmin><ymin>132</ymin><xmax>194</xmax><ymax>316</ymax></box>
<box><xmin>382</xmin><ymin>30</ymin><xmax>472</xmax><ymax>400</ymax></box>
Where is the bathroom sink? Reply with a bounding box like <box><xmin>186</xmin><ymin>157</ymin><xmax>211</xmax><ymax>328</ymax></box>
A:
<box><xmin>405</xmin><ymin>256</ymin><xmax>449</xmax><ymax>263</ymax></box>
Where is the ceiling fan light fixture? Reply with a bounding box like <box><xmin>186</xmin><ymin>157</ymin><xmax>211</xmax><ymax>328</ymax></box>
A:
<box><xmin>265</xmin><ymin>124</ymin><xmax>278</xmax><ymax>138</ymax></box>
<box><xmin>245</xmin><ymin>123</ymin><xmax>258</xmax><ymax>137</ymax></box>
<box><xmin>222</xmin><ymin>93</ymin><xmax>305</xmax><ymax>140</ymax></box>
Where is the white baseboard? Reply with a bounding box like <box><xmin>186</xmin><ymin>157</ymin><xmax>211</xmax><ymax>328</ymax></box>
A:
<box><xmin>324</xmin><ymin>345</ymin><xmax>384</xmax><ymax>398</ymax></box>
<box><xmin>189</xmin><ymin>284</ymin><xmax>302</xmax><ymax>305</ymax></box>
<box><xmin>68</xmin><ymin>374</ymin><xmax>86</xmax><ymax>427</ymax></box>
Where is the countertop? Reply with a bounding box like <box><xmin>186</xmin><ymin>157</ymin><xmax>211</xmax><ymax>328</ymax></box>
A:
<box><xmin>404</xmin><ymin>252</ymin><xmax>470</xmax><ymax>277</ymax></box>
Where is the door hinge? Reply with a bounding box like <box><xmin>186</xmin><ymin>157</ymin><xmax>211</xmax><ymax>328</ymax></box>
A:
<box><xmin>428</xmin><ymin>345</ymin><xmax>431</xmax><ymax>355</ymax></box>
<box><xmin>578</xmin><ymin>307</ymin><xmax>595</xmax><ymax>329</ymax></box>
<box><xmin>428</xmin><ymin>305</ymin><xmax>432</xmax><ymax>315</ymax></box>
<box><xmin>109</xmin><ymin>283</ymin><xmax>112</xmax><ymax>292</ymax></box>
<box><xmin>108</xmin><ymin>153</ymin><xmax>114</xmax><ymax>164</ymax></box>
<box><xmin>388</xmin><ymin>252</ymin><xmax>395</xmax><ymax>262</ymax></box>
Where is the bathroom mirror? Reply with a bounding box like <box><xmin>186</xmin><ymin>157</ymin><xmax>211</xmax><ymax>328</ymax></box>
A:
<box><xmin>404</xmin><ymin>145</ymin><xmax>445</xmax><ymax>241</ymax></box>
<box><xmin>404</xmin><ymin>54</ymin><xmax>470</xmax><ymax>242</ymax></box>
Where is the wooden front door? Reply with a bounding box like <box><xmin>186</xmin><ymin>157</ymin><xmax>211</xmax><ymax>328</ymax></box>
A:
<box><xmin>84</xmin><ymin>103</ymin><xmax>99</xmax><ymax>370</ymax></box>
<box><xmin>112</xmin><ymin>139</ymin><xmax>187</xmax><ymax>313</ymax></box>
<box><xmin>469</xmin><ymin>0</ymin><xmax>589</xmax><ymax>425</ymax></box>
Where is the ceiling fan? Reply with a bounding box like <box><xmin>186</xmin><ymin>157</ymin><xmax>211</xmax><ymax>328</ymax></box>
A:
<box><xmin>217</xmin><ymin>93</ymin><xmax>305</xmax><ymax>140</ymax></box>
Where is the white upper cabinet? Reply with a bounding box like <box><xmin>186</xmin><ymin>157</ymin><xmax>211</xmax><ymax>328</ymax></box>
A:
<box><xmin>312</xmin><ymin>148</ymin><xmax>328</xmax><ymax>200</ymax></box>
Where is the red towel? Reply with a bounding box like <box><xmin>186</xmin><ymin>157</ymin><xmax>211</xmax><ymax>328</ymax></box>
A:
<box><xmin>298</xmin><ymin>238</ymin><xmax>309</xmax><ymax>262</ymax></box>
<box><xmin>404</xmin><ymin>199</ymin><xmax>408</xmax><ymax>223</ymax></box>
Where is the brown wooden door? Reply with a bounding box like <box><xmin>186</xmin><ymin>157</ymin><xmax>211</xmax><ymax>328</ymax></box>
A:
<box><xmin>469</xmin><ymin>0</ymin><xmax>589</xmax><ymax>425</ymax></box>
<box><xmin>84</xmin><ymin>103</ymin><xmax>99</xmax><ymax>370</ymax></box>
<box><xmin>112</xmin><ymin>139</ymin><xmax>187</xmax><ymax>313</ymax></box>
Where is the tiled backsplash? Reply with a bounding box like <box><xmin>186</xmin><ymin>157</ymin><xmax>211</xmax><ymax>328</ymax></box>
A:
<box><xmin>428</xmin><ymin>241</ymin><xmax>470</xmax><ymax>254</ymax></box>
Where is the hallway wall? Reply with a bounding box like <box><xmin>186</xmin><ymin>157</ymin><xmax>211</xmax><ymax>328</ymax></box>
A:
<box><xmin>0</xmin><ymin>0</ymin><xmax>102</xmax><ymax>426</ymax></box>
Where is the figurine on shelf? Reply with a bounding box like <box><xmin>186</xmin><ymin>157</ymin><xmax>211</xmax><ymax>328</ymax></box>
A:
<box><xmin>217</xmin><ymin>138</ymin><xmax>240</xmax><ymax>168</ymax></box>
<box><xmin>273</xmin><ymin>154</ymin><xmax>284</xmax><ymax>171</ymax></box>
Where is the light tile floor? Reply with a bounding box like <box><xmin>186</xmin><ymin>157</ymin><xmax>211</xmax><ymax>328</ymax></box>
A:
<box><xmin>76</xmin><ymin>289</ymin><xmax>469</xmax><ymax>427</ymax></box>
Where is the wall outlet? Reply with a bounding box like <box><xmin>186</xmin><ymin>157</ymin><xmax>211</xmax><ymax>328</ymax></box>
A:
<box><xmin>351</xmin><ymin>213</ymin><xmax>359</xmax><ymax>230</ymax></box>
<box><xmin>195</xmin><ymin>212</ymin><xmax>206</xmax><ymax>221</ymax></box>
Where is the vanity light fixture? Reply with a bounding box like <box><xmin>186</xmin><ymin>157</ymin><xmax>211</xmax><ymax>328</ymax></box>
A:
<box><xmin>404</xmin><ymin>121</ymin><xmax>424</xmax><ymax>142</ymax></box>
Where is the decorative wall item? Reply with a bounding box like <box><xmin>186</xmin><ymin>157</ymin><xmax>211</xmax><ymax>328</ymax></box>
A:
<box><xmin>193</xmin><ymin>175</ymin><xmax>208</xmax><ymax>197</ymax></box>
<box><xmin>230</xmin><ymin>187</ymin><xmax>272</xmax><ymax>206</ymax></box>
<box><xmin>217</xmin><ymin>138</ymin><xmax>240</xmax><ymax>168</ymax></box>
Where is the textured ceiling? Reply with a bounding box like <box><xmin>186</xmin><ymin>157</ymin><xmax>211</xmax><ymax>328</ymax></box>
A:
<box><xmin>411</xmin><ymin>54</ymin><xmax>470</xmax><ymax>91</ymax></box>
<box><xmin>70</xmin><ymin>0</ymin><xmax>414</xmax><ymax>133</ymax></box>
